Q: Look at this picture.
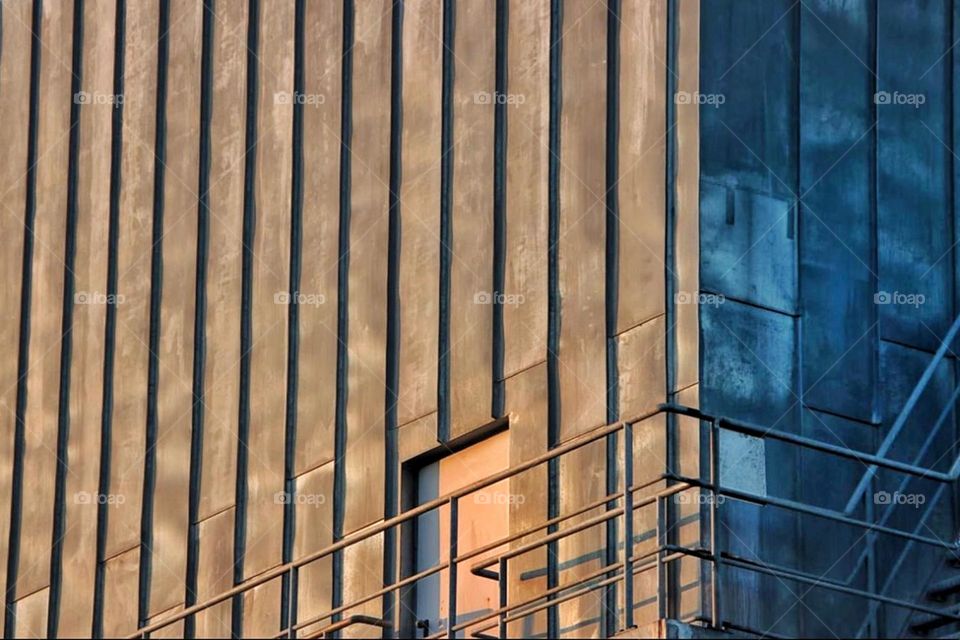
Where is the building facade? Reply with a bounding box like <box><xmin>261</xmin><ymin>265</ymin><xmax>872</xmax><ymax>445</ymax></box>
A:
<box><xmin>0</xmin><ymin>0</ymin><xmax>957</xmax><ymax>638</ymax></box>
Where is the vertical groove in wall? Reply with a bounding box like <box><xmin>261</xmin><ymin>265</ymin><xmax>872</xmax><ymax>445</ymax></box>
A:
<box><xmin>492</xmin><ymin>0</ymin><xmax>507</xmax><ymax>418</ymax></box>
<box><xmin>603</xmin><ymin>0</ymin><xmax>620</xmax><ymax>635</ymax></box>
<box><xmin>545</xmin><ymin>0</ymin><xmax>561</xmax><ymax>635</ymax></box>
<box><xmin>664</xmin><ymin>0</ymin><xmax>678</xmax><ymax>402</ymax></box>
<box><xmin>92</xmin><ymin>0</ymin><xmax>126</xmax><ymax>633</ymax></box>
<box><xmin>232</xmin><ymin>0</ymin><xmax>259</xmax><ymax>634</ymax></box>
<box><xmin>664</xmin><ymin>0</ymin><xmax>679</xmax><ymax>621</ymax></box>
<box><xmin>139</xmin><ymin>0</ymin><xmax>171</xmax><ymax>625</ymax></box>
<box><xmin>383</xmin><ymin>0</ymin><xmax>403</xmax><ymax>632</ymax></box>
<box><xmin>4</xmin><ymin>0</ymin><xmax>43</xmax><ymax>633</ymax></box>
<box><xmin>48</xmin><ymin>0</ymin><xmax>85</xmax><ymax>633</ymax></box>
<box><xmin>437</xmin><ymin>0</ymin><xmax>454</xmax><ymax>443</ymax></box>
<box><xmin>951</xmin><ymin>0</ymin><xmax>960</xmax><ymax>535</ymax></box>
<box><xmin>184</xmin><ymin>1</ymin><xmax>215</xmax><ymax>636</ymax></box>
<box><xmin>281</xmin><ymin>0</ymin><xmax>305</xmax><ymax>630</ymax></box>
<box><xmin>332</xmin><ymin>0</ymin><xmax>355</xmax><ymax>625</ymax></box>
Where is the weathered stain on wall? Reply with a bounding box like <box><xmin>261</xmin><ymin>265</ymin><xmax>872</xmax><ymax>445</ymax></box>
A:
<box><xmin>0</xmin><ymin>0</ymin><xmax>696</xmax><ymax>637</ymax></box>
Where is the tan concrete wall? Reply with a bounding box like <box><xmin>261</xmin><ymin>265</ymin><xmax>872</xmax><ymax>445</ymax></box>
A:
<box><xmin>0</xmin><ymin>0</ymin><xmax>698</xmax><ymax>637</ymax></box>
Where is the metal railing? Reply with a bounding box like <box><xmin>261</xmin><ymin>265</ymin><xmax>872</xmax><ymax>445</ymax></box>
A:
<box><xmin>128</xmin><ymin>400</ymin><xmax>960</xmax><ymax>639</ymax></box>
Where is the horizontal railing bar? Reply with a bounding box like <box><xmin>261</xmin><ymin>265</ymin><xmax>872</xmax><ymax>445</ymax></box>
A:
<box><xmin>463</xmin><ymin>545</ymin><xmax>672</xmax><ymax>637</ymax></box>
<box><xmin>471</xmin><ymin>482</ymin><xmax>692</xmax><ymax>573</ymax></box>
<box><xmin>667</xmin><ymin>402</ymin><xmax>957</xmax><ymax>482</ymax></box>
<box><xmin>713</xmin><ymin>416</ymin><xmax>954</xmax><ymax>483</ymax></box>
<box><xmin>723</xmin><ymin>554</ymin><xmax>960</xmax><ymax>622</ymax></box>
<box><xmin>129</xmin><ymin>400</ymin><xmax>960</xmax><ymax>638</ymax></box>
<box><xmin>126</xmin><ymin>407</ymin><xmax>669</xmax><ymax>638</ymax></box>
<box><xmin>302</xmin><ymin>614</ymin><xmax>390</xmax><ymax>639</ymax></box>
<box><xmin>498</xmin><ymin>551</ymin><xmax>686</xmax><ymax>627</ymax></box>
<box><xmin>277</xmin><ymin>562</ymin><xmax>448</xmax><ymax>638</ymax></box>
<box><xmin>671</xmin><ymin>473</ymin><xmax>958</xmax><ymax>551</ymax></box>
<box><xmin>454</xmin><ymin>562</ymin><xmax>626</xmax><ymax>634</ymax></box>
<box><xmin>844</xmin><ymin>311</ymin><xmax>960</xmax><ymax>513</ymax></box>
<box><xmin>280</xmin><ymin>487</ymin><xmax>644</xmax><ymax>637</ymax></box>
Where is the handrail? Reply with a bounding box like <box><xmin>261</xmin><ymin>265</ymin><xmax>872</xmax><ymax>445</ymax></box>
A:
<box><xmin>844</xmin><ymin>312</ymin><xmax>960</xmax><ymax>514</ymax></box>
<box><xmin>126</xmin><ymin>406</ymin><xmax>662</xmax><ymax>639</ymax></box>
<box><xmin>129</xmin><ymin>402</ymin><xmax>960</xmax><ymax>639</ymax></box>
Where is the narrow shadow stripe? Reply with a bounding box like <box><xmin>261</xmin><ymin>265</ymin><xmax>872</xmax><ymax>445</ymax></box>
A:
<box><xmin>331</xmin><ymin>0</ymin><xmax>355</xmax><ymax>631</ymax></box>
<box><xmin>280</xmin><ymin>0</ymin><xmax>305</xmax><ymax>631</ymax></box>
<box><xmin>383</xmin><ymin>0</ymin><xmax>404</xmax><ymax>634</ymax></box>
<box><xmin>92</xmin><ymin>0</ymin><xmax>126</xmax><ymax>633</ymax></box>
<box><xmin>138</xmin><ymin>0</ymin><xmax>171</xmax><ymax>625</ymax></box>
<box><xmin>183</xmin><ymin>1</ymin><xmax>215</xmax><ymax>637</ymax></box>
<box><xmin>232</xmin><ymin>0</ymin><xmax>260</xmax><ymax>634</ymax></box>
<box><xmin>47</xmin><ymin>0</ymin><xmax>85</xmax><ymax>633</ymax></box>
<box><xmin>4</xmin><ymin>0</ymin><xmax>44</xmax><ymax>633</ymax></box>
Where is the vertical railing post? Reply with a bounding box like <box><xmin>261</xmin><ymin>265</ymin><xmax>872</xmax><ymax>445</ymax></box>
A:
<box><xmin>865</xmin><ymin>488</ymin><xmax>878</xmax><ymax>636</ymax></box>
<box><xmin>448</xmin><ymin>497</ymin><xmax>458</xmax><ymax>639</ymax></box>
<box><xmin>287</xmin><ymin>566</ymin><xmax>298</xmax><ymax>639</ymax></box>
<box><xmin>710</xmin><ymin>418</ymin><xmax>722</xmax><ymax>629</ymax></box>
<box><xmin>498</xmin><ymin>557</ymin><xmax>508</xmax><ymax>638</ymax></box>
<box><xmin>664</xmin><ymin>410</ymin><xmax>677</xmax><ymax>621</ymax></box>
<box><xmin>623</xmin><ymin>420</ymin><xmax>635</xmax><ymax>630</ymax></box>
<box><xmin>697</xmin><ymin>415</ymin><xmax>710</xmax><ymax>627</ymax></box>
<box><xmin>656</xmin><ymin>494</ymin><xmax>667</xmax><ymax>621</ymax></box>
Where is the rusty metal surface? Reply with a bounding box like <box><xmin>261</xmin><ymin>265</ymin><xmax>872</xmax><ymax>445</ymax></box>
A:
<box><xmin>0</xmin><ymin>0</ymin><xmax>33</xmax><ymax>632</ymax></box>
<box><xmin>342</xmin><ymin>0</ymin><xmax>392</xmax><ymax>536</ymax></box>
<box><xmin>16</xmin><ymin>0</ymin><xmax>73</xmax><ymax>600</ymax></box>
<box><xmin>195</xmin><ymin>507</ymin><xmax>236</xmax><ymax>639</ymax></box>
<box><xmin>618</xmin><ymin>316</ymin><xmax>667</xmax><ymax>420</ymax></box>
<box><xmin>101</xmin><ymin>548</ymin><xmax>140</xmax><ymax>637</ymax></box>
<box><xmin>341</xmin><ymin>532</ymin><xmax>384</xmax><ymax>640</ymax></box>
<box><xmin>618</xmin><ymin>0</ymin><xmax>667</xmax><ymax>334</ymax></box>
<box><xmin>106</xmin><ymin>0</ymin><xmax>158</xmax><ymax>562</ymax></box>
<box><xmin>675</xmin><ymin>0</ymin><xmax>700</xmax><ymax>392</ymax></box>
<box><xmin>294</xmin><ymin>0</ymin><xmax>342</xmax><ymax>476</ymax></box>
<box><xmin>294</xmin><ymin>461</ymin><xmax>334</xmax><ymax>637</ymax></box>
<box><xmin>198</xmin><ymin>0</ymin><xmax>248</xmax><ymax>523</ymax></box>
<box><xmin>57</xmin><ymin>0</ymin><xmax>116</xmax><ymax>633</ymax></box>
<box><xmin>0</xmin><ymin>2</ymin><xmax>700</xmax><ymax>634</ymax></box>
<box><xmin>505</xmin><ymin>362</ymin><xmax>549</xmax><ymax>638</ymax></box>
<box><xmin>242</xmin><ymin>0</ymin><xmax>295</xmax><ymax>580</ymax></box>
<box><xmin>503</xmin><ymin>1</ymin><xmax>550</xmax><ymax>381</ymax></box>
<box><xmin>148</xmin><ymin>0</ymin><xmax>203</xmax><ymax>617</ymax></box>
<box><xmin>241</xmin><ymin>576</ymin><xmax>281</xmax><ymax>638</ymax></box>
<box><xmin>397</xmin><ymin>0</ymin><xmax>442</xmax><ymax>428</ymax></box>
<box><xmin>448</xmin><ymin>0</ymin><xmax>495</xmax><ymax>439</ymax></box>
<box><xmin>13</xmin><ymin>587</ymin><xmax>47</xmax><ymax>639</ymax></box>
<box><xmin>557</xmin><ymin>0</ymin><xmax>607</xmax><ymax>443</ymax></box>
<box><xmin>557</xmin><ymin>440</ymin><xmax>608</xmax><ymax>637</ymax></box>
